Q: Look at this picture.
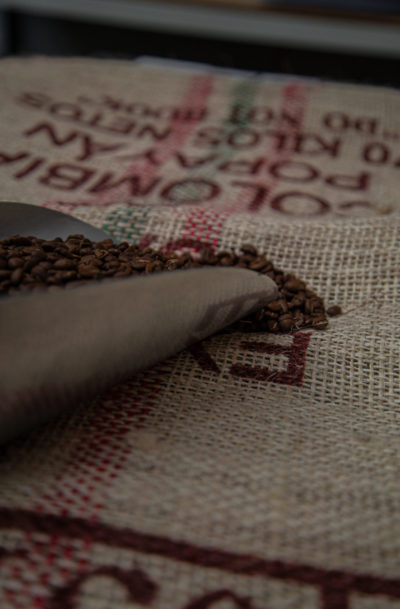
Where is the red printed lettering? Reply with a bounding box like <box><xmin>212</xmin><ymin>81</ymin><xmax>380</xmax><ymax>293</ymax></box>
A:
<box><xmin>39</xmin><ymin>163</ymin><xmax>95</xmax><ymax>191</ymax></box>
<box><xmin>174</xmin><ymin>108</ymin><xmax>207</xmax><ymax>121</ymax></box>
<box><xmin>229</xmin><ymin>105</ymin><xmax>300</xmax><ymax>127</ymax></box>
<box><xmin>0</xmin><ymin>150</ymin><xmax>30</xmax><ymax>166</ymax></box>
<box><xmin>219</xmin><ymin>158</ymin><xmax>264</xmax><ymax>175</ymax></box>
<box><xmin>14</xmin><ymin>158</ymin><xmax>45</xmax><ymax>179</ymax></box>
<box><xmin>325</xmin><ymin>171</ymin><xmax>370</xmax><ymax>191</ymax></box>
<box><xmin>24</xmin><ymin>122</ymin><xmax>78</xmax><ymax>147</ymax></box>
<box><xmin>48</xmin><ymin>566</ymin><xmax>157</xmax><ymax>609</ymax></box>
<box><xmin>338</xmin><ymin>200</ymin><xmax>374</xmax><ymax>213</ymax></box>
<box><xmin>323</xmin><ymin>111</ymin><xmax>378</xmax><ymax>135</ymax></box>
<box><xmin>354</xmin><ymin>117</ymin><xmax>378</xmax><ymax>135</ymax></box>
<box><xmin>294</xmin><ymin>134</ymin><xmax>341</xmax><ymax>158</ymax></box>
<box><xmin>136</xmin><ymin>124</ymin><xmax>172</xmax><ymax>141</ymax></box>
<box><xmin>270</xmin><ymin>160</ymin><xmax>319</xmax><ymax>182</ymax></box>
<box><xmin>230</xmin><ymin>333</ymin><xmax>312</xmax><ymax>386</ymax></box>
<box><xmin>117</xmin><ymin>148</ymin><xmax>161</xmax><ymax>165</ymax></box>
<box><xmin>185</xmin><ymin>590</ymin><xmax>258</xmax><ymax>609</ymax></box>
<box><xmin>78</xmin><ymin>135</ymin><xmax>124</xmax><ymax>162</ymax></box>
<box><xmin>193</xmin><ymin>127</ymin><xmax>224</xmax><ymax>148</ymax></box>
<box><xmin>265</xmin><ymin>130</ymin><xmax>289</xmax><ymax>152</ymax></box>
<box><xmin>94</xmin><ymin>115</ymin><xmax>136</xmax><ymax>135</ymax></box>
<box><xmin>227</xmin><ymin>128</ymin><xmax>260</xmax><ymax>149</ymax></box>
<box><xmin>230</xmin><ymin>181</ymin><xmax>269</xmax><ymax>212</ymax></box>
<box><xmin>362</xmin><ymin>142</ymin><xmax>390</xmax><ymax>165</ymax></box>
<box><xmin>17</xmin><ymin>91</ymin><xmax>51</xmax><ymax>109</ymax></box>
<box><xmin>24</xmin><ymin>121</ymin><xmax>125</xmax><ymax>161</ymax></box>
<box><xmin>142</xmin><ymin>105</ymin><xmax>163</xmax><ymax>120</ymax></box>
<box><xmin>176</xmin><ymin>152</ymin><xmax>218</xmax><ymax>169</ymax></box>
<box><xmin>49</xmin><ymin>102</ymin><xmax>82</xmax><ymax>121</ymax></box>
<box><xmin>88</xmin><ymin>173</ymin><xmax>160</xmax><ymax>196</ymax></box>
<box><xmin>270</xmin><ymin>191</ymin><xmax>330</xmax><ymax>216</ymax></box>
<box><xmin>323</xmin><ymin>111</ymin><xmax>350</xmax><ymax>131</ymax></box>
<box><xmin>244</xmin><ymin>106</ymin><xmax>274</xmax><ymax>125</ymax></box>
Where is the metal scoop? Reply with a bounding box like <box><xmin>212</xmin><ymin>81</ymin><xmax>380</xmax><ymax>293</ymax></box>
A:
<box><xmin>0</xmin><ymin>201</ymin><xmax>110</xmax><ymax>241</ymax></box>
<box><xmin>0</xmin><ymin>202</ymin><xmax>278</xmax><ymax>444</ymax></box>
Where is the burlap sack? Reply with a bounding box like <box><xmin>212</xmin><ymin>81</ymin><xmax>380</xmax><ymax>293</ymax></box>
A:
<box><xmin>0</xmin><ymin>56</ymin><xmax>399</xmax><ymax>609</ymax></box>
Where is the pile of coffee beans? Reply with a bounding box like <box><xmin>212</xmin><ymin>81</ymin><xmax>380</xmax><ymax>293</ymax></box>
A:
<box><xmin>0</xmin><ymin>234</ymin><xmax>341</xmax><ymax>333</ymax></box>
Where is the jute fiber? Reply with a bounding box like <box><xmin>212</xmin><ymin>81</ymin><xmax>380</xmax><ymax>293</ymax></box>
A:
<box><xmin>0</xmin><ymin>57</ymin><xmax>399</xmax><ymax>609</ymax></box>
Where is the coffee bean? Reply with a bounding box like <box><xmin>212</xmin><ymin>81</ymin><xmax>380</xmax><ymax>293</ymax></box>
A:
<box><xmin>284</xmin><ymin>278</ymin><xmax>306</xmax><ymax>292</ymax></box>
<box><xmin>53</xmin><ymin>258</ymin><xmax>76</xmax><ymax>270</ymax></box>
<box><xmin>79</xmin><ymin>247</ymin><xmax>93</xmax><ymax>256</ymax></box>
<box><xmin>68</xmin><ymin>234</ymin><xmax>84</xmax><ymax>240</ymax></box>
<box><xmin>78</xmin><ymin>264</ymin><xmax>100</xmax><ymax>278</ymax></box>
<box><xmin>4</xmin><ymin>236</ymin><xmax>32</xmax><ymax>246</ymax></box>
<box><xmin>238</xmin><ymin>254</ymin><xmax>254</xmax><ymax>265</ymax></box>
<box><xmin>58</xmin><ymin>270</ymin><xmax>77</xmax><ymax>281</ymax></box>
<box><xmin>42</xmin><ymin>241</ymin><xmax>58</xmax><ymax>252</ymax></box>
<box><xmin>266</xmin><ymin>320</ymin><xmax>279</xmax><ymax>332</ymax></box>
<box><xmin>131</xmin><ymin>259</ymin><xmax>147</xmax><ymax>271</ymax></box>
<box><xmin>93</xmin><ymin>249</ymin><xmax>109</xmax><ymax>259</ymax></box>
<box><xmin>199</xmin><ymin>249</ymin><xmax>220</xmax><ymax>265</ymax></box>
<box><xmin>249</xmin><ymin>257</ymin><xmax>269</xmax><ymax>271</ymax></box>
<box><xmin>265</xmin><ymin>301</ymin><xmax>279</xmax><ymax>313</ymax></box>
<box><xmin>218</xmin><ymin>255</ymin><xmax>235</xmax><ymax>266</ymax></box>
<box><xmin>279</xmin><ymin>315</ymin><xmax>294</xmax><ymax>332</ymax></box>
<box><xmin>80</xmin><ymin>255</ymin><xmax>102</xmax><ymax>267</ymax></box>
<box><xmin>10</xmin><ymin>267</ymin><xmax>23</xmax><ymax>285</ymax></box>
<box><xmin>304</xmin><ymin>299</ymin><xmax>314</xmax><ymax>314</ymax></box>
<box><xmin>30</xmin><ymin>265</ymin><xmax>46</xmax><ymax>281</ymax></box>
<box><xmin>0</xmin><ymin>234</ymin><xmax>339</xmax><ymax>334</ymax></box>
<box><xmin>254</xmin><ymin>309</ymin><xmax>266</xmax><ymax>322</ymax></box>
<box><xmin>8</xmin><ymin>257</ymin><xmax>24</xmax><ymax>269</ymax></box>
<box><xmin>46</xmin><ymin>273</ymin><xmax>64</xmax><ymax>285</ymax></box>
<box><xmin>327</xmin><ymin>305</ymin><xmax>342</xmax><ymax>317</ymax></box>
<box><xmin>279</xmin><ymin>298</ymin><xmax>289</xmax><ymax>314</ymax></box>
<box><xmin>312</xmin><ymin>318</ymin><xmax>329</xmax><ymax>330</ymax></box>
<box><xmin>240</xmin><ymin>244</ymin><xmax>258</xmax><ymax>256</ymax></box>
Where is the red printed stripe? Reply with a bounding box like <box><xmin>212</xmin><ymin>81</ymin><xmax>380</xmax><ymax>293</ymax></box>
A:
<box><xmin>1</xmin><ymin>507</ymin><xmax>400</xmax><ymax>609</ymax></box>
<box><xmin>178</xmin><ymin>207</ymin><xmax>229</xmax><ymax>254</ymax></box>
<box><xmin>34</xmin><ymin>364</ymin><xmax>170</xmax><ymax>520</ymax></box>
<box><xmin>177</xmin><ymin>82</ymin><xmax>310</xmax><ymax>251</ymax></box>
<box><xmin>21</xmin><ymin>366</ymin><xmax>171</xmax><ymax>606</ymax></box>
<box><xmin>111</xmin><ymin>73</ymin><xmax>214</xmax><ymax>203</ymax></box>
<box><xmin>230</xmin><ymin>82</ymin><xmax>309</xmax><ymax>213</ymax></box>
<box><xmin>253</xmin><ymin>82</ymin><xmax>308</xmax><ymax>212</ymax></box>
<box><xmin>44</xmin><ymin>74</ymin><xmax>214</xmax><ymax>212</ymax></box>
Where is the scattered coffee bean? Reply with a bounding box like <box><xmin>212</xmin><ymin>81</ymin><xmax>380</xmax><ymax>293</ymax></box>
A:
<box><xmin>327</xmin><ymin>305</ymin><xmax>342</xmax><ymax>317</ymax></box>
<box><xmin>0</xmin><ymin>234</ymin><xmax>341</xmax><ymax>333</ymax></box>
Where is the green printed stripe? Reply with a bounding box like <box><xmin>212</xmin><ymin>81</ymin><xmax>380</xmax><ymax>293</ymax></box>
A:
<box><xmin>191</xmin><ymin>76</ymin><xmax>261</xmax><ymax>181</ymax></box>
<box><xmin>102</xmin><ymin>206</ymin><xmax>150</xmax><ymax>244</ymax></box>
<box><xmin>102</xmin><ymin>76</ymin><xmax>261</xmax><ymax>230</ymax></box>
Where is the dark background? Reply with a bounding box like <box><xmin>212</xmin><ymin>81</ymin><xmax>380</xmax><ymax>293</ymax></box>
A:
<box><xmin>1</xmin><ymin>7</ymin><xmax>400</xmax><ymax>87</ymax></box>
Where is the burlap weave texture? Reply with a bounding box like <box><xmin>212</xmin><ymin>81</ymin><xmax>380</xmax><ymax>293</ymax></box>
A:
<box><xmin>0</xmin><ymin>56</ymin><xmax>399</xmax><ymax>609</ymax></box>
